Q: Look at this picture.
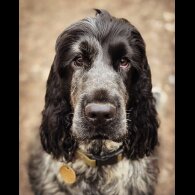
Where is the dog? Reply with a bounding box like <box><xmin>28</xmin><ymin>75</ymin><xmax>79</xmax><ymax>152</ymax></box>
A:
<box><xmin>28</xmin><ymin>9</ymin><xmax>159</xmax><ymax>195</ymax></box>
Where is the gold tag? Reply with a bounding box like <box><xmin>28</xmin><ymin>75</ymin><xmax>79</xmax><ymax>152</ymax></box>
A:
<box><xmin>59</xmin><ymin>165</ymin><xmax>76</xmax><ymax>184</ymax></box>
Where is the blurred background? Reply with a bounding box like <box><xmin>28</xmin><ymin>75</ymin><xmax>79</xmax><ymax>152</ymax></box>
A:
<box><xmin>19</xmin><ymin>0</ymin><xmax>175</xmax><ymax>194</ymax></box>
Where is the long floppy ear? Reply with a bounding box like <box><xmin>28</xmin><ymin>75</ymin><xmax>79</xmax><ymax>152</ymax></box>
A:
<box><xmin>40</xmin><ymin>58</ymin><xmax>76</xmax><ymax>161</ymax></box>
<box><xmin>124</xmin><ymin>30</ymin><xmax>159</xmax><ymax>159</ymax></box>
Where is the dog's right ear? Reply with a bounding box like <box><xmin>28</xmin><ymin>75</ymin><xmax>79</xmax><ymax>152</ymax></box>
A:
<box><xmin>40</xmin><ymin>58</ymin><xmax>76</xmax><ymax>161</ymax></box>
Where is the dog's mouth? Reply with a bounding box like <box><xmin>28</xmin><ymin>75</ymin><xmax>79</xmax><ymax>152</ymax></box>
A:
<box><xmin>91</xmin><ymin>134</ymin><xmax>110</xmax><ymax>140</ymax></box>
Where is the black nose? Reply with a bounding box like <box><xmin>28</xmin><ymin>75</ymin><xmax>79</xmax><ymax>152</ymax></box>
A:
<box><xmin>85</xmin><ymin>103</ymin><xmax>116</xmax><ymax>123</ymax></box>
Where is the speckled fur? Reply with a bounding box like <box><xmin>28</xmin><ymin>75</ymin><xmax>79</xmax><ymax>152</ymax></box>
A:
<box><xmin>29</xmin><ymin>146</ymin><xmax>158</xmax><ymax>195</ymax></box>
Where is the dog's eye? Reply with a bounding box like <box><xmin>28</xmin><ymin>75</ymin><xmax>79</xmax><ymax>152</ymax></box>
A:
<box><xmin>73</xmin><ymin>56</ymin><xmax>84</xmax><ymax>67</ymax></box>
<box><xmin>119</xmin><ymin>57</ymin><xmax>130</xmax><ymax>69</ymax></box>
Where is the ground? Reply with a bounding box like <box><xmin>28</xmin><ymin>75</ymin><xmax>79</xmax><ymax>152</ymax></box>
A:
<box><xmin>19</xmin><ymin>0</ymin><xmax>175</xmax><ymax>194</ymax></box>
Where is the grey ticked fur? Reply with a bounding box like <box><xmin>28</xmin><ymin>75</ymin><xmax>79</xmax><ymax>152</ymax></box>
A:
<box><xmin>29</xmin><ymin>145</ymin><xmax>158</xmax><ymax>195</ymax></box>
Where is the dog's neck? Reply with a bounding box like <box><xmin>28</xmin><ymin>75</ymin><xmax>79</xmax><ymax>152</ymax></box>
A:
<box><xmin>75</xmin><ymin>146</ymin><xmax>124</xmax><ymax>167</ymax></box>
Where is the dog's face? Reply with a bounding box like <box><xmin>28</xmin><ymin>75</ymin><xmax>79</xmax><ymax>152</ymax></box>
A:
<box><xmin>70</xmin><ymin>36</ymin><xmax>130</xmax><ymax>155</ymax></box>
<box><xmin>41</xmin><ymin>10</ymin><xmax>158</xmax><ymax>160</ymax></box>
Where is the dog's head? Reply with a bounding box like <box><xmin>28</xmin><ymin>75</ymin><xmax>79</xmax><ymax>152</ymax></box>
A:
<box><xmin>40</xmin><ymin>9</ymin><xmax>159</xmax><ymax>161</ymax></box>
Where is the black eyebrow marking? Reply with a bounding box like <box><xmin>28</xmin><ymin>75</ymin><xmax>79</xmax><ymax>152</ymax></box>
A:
<box><xmin>109</xmin><ymin>42</ymin><xmax>126</xmax><ymax>59</ymax></box>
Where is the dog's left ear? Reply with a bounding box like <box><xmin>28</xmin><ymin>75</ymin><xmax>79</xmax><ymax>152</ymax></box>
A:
<box><xmin>124</xmin><ymin>29</ymin><xmax>159</xmax><ymax>159</ymax></box>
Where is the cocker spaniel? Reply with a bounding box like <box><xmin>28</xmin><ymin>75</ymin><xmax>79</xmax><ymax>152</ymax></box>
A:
<box><xmin>28</xmin><ymin>9</ymin><xmax>159</xmax><ymax>195</ymax></box>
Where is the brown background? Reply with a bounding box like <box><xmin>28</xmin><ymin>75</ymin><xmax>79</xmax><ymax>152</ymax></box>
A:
<box><xmin>19</xmin><ymin>0</ymin><xmax>175</xmax><ymax>194</ymax></box>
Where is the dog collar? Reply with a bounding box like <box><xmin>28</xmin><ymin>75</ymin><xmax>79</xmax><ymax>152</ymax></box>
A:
<box><xmin>59</xmin><ymin>147</ymin><xmax>124</xmax><ymax>184</ymax></box>
<box><xmin>75</xmin><ymin>146</ymin><xmax>124</xmax><ymax>167</ymax></box>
